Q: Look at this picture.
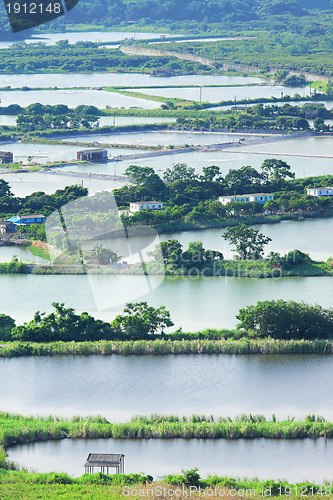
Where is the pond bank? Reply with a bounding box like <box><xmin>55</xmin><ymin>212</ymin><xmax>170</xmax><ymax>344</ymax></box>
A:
<box><xmin>0</xmin><ymin>338</ymin><xmax>331</xmax><ymax>357</ymax></box>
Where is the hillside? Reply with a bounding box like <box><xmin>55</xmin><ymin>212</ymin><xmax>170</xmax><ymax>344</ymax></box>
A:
<box><xmin>0</xmin><ymin>0</ymin><xmax>332</xmax><ymax>36</ymax></box>
<box><xmin>64</xmin><ymin>0</ymin><xmax>332</xmax><ymax>25</ymax></box>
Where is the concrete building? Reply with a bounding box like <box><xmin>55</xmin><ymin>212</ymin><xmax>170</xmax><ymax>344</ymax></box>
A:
<box><xmin>219</xmin><ymin>193</ymin><xmax>274</xmax><ymax>205</ymax></box>
<box><xmin>130</xmin><ymin>201</ymin><xmax>164</xmax><ymax>214</ymax></box>
<box><xmin>0</xmin><ymin>151</ymin><xmax>13</xmax><ymax>164</ymax></box>
<box><xmin>306</xmin><ymin>187</ymin><xmax>333</xmax><ymax>197</ymax></box>
<box><xmin>77</xmin><ymin>149</ymin><xmax>108</xmax><ymax>161</ymax></box>
<box><xmin>6</xmin><ymin>214</ymin><xmax>46</xmax><ymax>226</ymax></box>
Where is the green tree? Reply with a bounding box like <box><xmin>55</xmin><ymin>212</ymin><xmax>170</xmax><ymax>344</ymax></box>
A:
<box><xmin>0</xmin><ymin>314</ymin><xmax>15</xmax><ymax>341</ymax></box>
<box><xmin>200</xmin><ymin>165</ymin><xmax>222</xmax><ymax>182</ymax></box>
<box><xmin>112</xmin><ymin>302</ymin><xmax>174</xmax><ymax>339</ymax></box>
<box><xmin>11</xmin><ymin>302</ymin><xmax>115</xmax><ymax>342</ymax></box>
<box><xmin>0</xmin><ymin>179</ymin><xmax>12</xmax><ymax>197</ymax></box>
<box><xmin>225</xmin><ymin>166</ymin><xmax>263</xmax><ymax>192</ymax></box>
<box><xmin>91</xmin><ymin>244</ymin><xmax>121</xmax><ymax>265</ymax></box>
<box><xmin>222</xmin><ymin>223</ymin><xmax>272</xmax><ymax>260</ymax></box>
<box><xmin>261</xmin><ymin>159</ymin><xmax>295</xmax><ymax>183</ymax></box>
<box><xmin>149</xmin><ymin>239</ymin><xmax>183</xmax><ymax>266</ymax></box>
<box><xmin>237</xmin><ymin>300</ymin><xmax>333</xmax><ymax>339</ymax></box>
<box><xmin>124</xmin><ymin>165</ymin><xmax>155</xmax><ymax>184</ymax></box>
<box><xmin>164</xmin><ymin>163</ymin><xmax>197</xmax><ymax>183</ymax></box>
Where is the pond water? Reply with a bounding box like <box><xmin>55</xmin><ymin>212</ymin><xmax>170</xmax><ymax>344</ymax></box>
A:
<box><xmin>0</xmin><ymin>246</ymin><xmax>47</xmax><ymax>264</ymax></box>
<box><xmin>1</xmin><ymin>274</ymin><xmax>333</xmax><ymax>328</ymax></box>
<box><xmin>60</xmin><ymin>138</ymin><xmax>333</xmax><ymax>178</ymax></box>
<box><xmin>132</xmin><ymin>85</ymin><xmax>310</xmax><ymax>102</ymax></box>
<box><xmin>0</xmin><ymin>73</ymin><xmax>267</xmax><ymax>89</ymax></box>
<box><xmin>0</xmin><ymin>142</ymin><xmax>141</xmax><ymax>164</ymax></box>
<box><xmin>98</xmin><ymin>116</ymin><xmax>176</xmax><ymax>127</ymax></box>
<box><xmin>100</xmin><ymin>217</ymin><xmax>333</xmax><ymax>262</ymax></box>
<box><xmin>0</xmin><ymin>89</ymin><xmax>159</xmax><ymax>109</ymax></box>
<box><xmin>63</xmin><ymin>130</ymin><xmax>265</xmax><ymax>147</ymax></box>
<box><xmin>1</xmin><ymin>170</ymin><xmax>128</xmax><ymax>196</ymax></box>
<box><xmin>1</xmin><ymin>354</ymin><xmax>333</xmax><ymax>422</ymax></box>
<box><xmin>229</xmin><ymin>135</ymin><xmax>333</xmax><ymax>158</ymax></box>
<box><xmin>0</xmin><ymin>31</ymin><xmax>173</xmax><ymax>49</ymax></box>
<box><xmin>7</xmin><ymin>436</ymin><xmax>333</xmax><ymax>483</ymax></box>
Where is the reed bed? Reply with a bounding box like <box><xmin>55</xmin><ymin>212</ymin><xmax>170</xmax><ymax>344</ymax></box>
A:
<box><xmin>0</xmin><ymin>413</ymin><xmax>332</xmax><ymax>450</ymax></box>
<box><xmin>0</xmin><ymin>470</ymin><xmax>329</xmax><ymax>499</ymax></box>
<box><xmin>0</xmin><ymin>338</ymin><xmax>331</xmax><ymax>358</ymax></box>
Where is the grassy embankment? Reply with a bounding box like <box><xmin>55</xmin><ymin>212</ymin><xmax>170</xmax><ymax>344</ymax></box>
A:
<box><xmin>1</xmin><ymin>468</ymin><xmax>331</xmax><ymax>500</ymax></box>
<box><xmin>8</xmin><ymin>255</ymin><xmax>333</xmax><ymax>277</ymax></box>
<box><xmin>0</xmin><ymin>412</ymin><xmax>332</xmax><ymax>448</ymax></box>
<box><xmin>0</xmin><ymin>413</ymin><xmax>332</xmax><ymax>498</ymax></box>
<box><xmin>0</xmin><ymin>338</ymin><xmax>331</xmax><ymax>357</ymax></box>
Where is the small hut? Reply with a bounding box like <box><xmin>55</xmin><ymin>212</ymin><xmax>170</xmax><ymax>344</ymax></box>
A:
<box><xmin>84</xmin><ymin>453</ymin><xmax>125</xmax><ymax>474</ymax></box>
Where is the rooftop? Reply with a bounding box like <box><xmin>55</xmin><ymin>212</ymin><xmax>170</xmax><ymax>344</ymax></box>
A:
<box><xmin>221</xmin><ymin>193</ymin><xmax>273</xmax><ymax>198</ymax></box>
<box><xmin>85</xmin><ymin>454</ymin><xmax>124</xmax><ymax>466</ymax></box>
<box><xmin>20</xmin><ymin>214</ymin><xmax>45</xmax><ymax>219</ymax></box>
<box><xmin>78</xmin><ymin>149</ymin><xmax>107</xmax><ymax>154</ymax></box>
<box><xmin>131</xmin><ymin>201</ymin><xmax>163</xmax><ymax>205</ymax></box>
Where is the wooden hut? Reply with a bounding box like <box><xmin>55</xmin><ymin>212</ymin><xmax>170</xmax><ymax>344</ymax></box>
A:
<box><xmin>77</xmin><ymin>149</ymin><xmax>108</xmax><ymax>161</ymax></box>
<box><xmin>84</xmin><ymin>453</ymin><xmax>125</xmax><ymax>474</ymax></box>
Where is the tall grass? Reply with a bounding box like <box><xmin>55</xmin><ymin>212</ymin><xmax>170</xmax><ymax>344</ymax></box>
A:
<box><xmin>0</xmin><ymin>338</ymin><xmax>331</xmax><ymax>358</ymax></box>
<box><xmin>0</xmin><ymin>413</ymin><xmax>331</xmax><ymax>451</ymax></box>
<box><xmin>0</xmin><ymin>468</ymin><xmax>330</xmax><ymax>499</ymax></box>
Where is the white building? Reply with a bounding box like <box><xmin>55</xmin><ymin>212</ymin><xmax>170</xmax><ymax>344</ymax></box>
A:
<box><xmin>219</xmin><ymin>193</ymin><xmax>274</xmax><ymax>206</ymax></box>
<box><xmin>129</xmin><ymin>201</ymin><xmax>164</xmax><ymax>214</ymax></box>
<box><xmin>306</xmin><ymin>187</ymin><xmax>333</xmax><ymax>197</ymax></box>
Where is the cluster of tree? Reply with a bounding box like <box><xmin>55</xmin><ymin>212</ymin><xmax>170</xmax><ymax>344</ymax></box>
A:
<box><xmin>177</xmin><ymin>104</ymin><xmax>333</xmax><ymax>132</ymax></box>
<box><xmin>3</xmin><ymin>298</ymin><xmax>332</xmax><ymax>343</ymax></box>
<box><xmin>282</xmin><ymin>74</ymin><xmax>307</xmax><ymax>87</ymax></box>
<box><xmin>1</xmin><ymin>301</ymin><xmax>174</xmax><ymax>342</ymax></box>
<box><xmin>112</xmin><ymin>163</ymin><xmax>333</xmax><ymax>229</ymax></box>
<box><xmin>37</xmin><ymin>0</ymin><xmax>332</xmax><ymax>26</ymax></box>
<box><xmin>222</xmin><ymin>224</ymin><xmax>271</xmax><ymax>260</ymax></box>
<box><xmin>17</xmin><ymin>224</ymin><xmax>46</xmax><ymax>241</ymax></box>
<box><xmin>0</xmin><ymin>103</ymin><xmax>101</xmax><ymax>116</ymax></box>
<box><xmin>148</xmin><ymin>239</ymin><xmax>223</xmax><ymax>270</ymax></box>
<box><xmin>0</xmin><ymin>181</ymin><xmax>88</xmax><ymax>220</ymax></box>
<box><xmin>237</xmin><ymin>300</ymin><xmax>333</xmax><ymax>339</ymax></box>
<box><xmin>0</xmin><ymin>41</ymin><xmax>210</xmax><ymax>75</ymax></box>
<box><xmin>17</xmin><ymin>113</ymin><xmax>99</xmax><ymax>132</ymax></box>
<box><xmin>90</xmin><ymin>244</ymin><xmax>121</xmax><ymax>265</ymax></box>
<box><xmin>161</xmin><ymin>29</ymin><xmax>333</xmax><ymax>76</ymax></box>
<box><xmin>0</xmin><ymin>0</ymin><xmax>330</xmax><ymax>35</ymax></box>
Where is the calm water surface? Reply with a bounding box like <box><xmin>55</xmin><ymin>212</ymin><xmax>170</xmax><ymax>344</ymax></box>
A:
<box><xmin>231</xmin><ymin>135</ymin><xmax>333</xmax><ymax>158</ymax></box>
<box><xmin>0</xmin><ymin>89</ymin><xmax>158</xmax><ymax>109</ymax></box>
<box><xmin>1</xmin><ymin>274</ymin><xmax>333</xmax><ymax>327</ymax></box>
<box><xmin>64</xmin><ymin>130</ymin><xmax>252</xmax><ymax>147</ymax></box>
<box><xmin>2</xmin><ymin>142</ymin><xmax>141</xmax><ymax>164</ymax></box>
<box><xmin>132</xmin><ymin>85</ymin><xmax>309</xmax><ymax>102</ymax></box>
<box><xmin>60</xmin><ymin>137</ymin><xmax>333</xmax><ymax>178</ymax></box>
<box><xmin>1</xmin><ymin>354</ymin><xmax>333</xmax><ymax>421</ymax></box>
<box><xmin>3</xmin><ymin>171</ymin><xmax>127</xmax><ymax>196</ymax></box>
<box><xmin>0</xmin><ymin>73</ymin><xmax>267</xmax><ymax>88</ymax></box>
<box><xmin>105</xmin><ymin>217</ymin><xmax>333</xmax><ymax>262</ymax></box>
<box><xmin>7</xmin><ymin>437</ymin><xmax>333</xmax><ymax>482</ymax></box>
<box><xmin>0</xmin><ymin>31</ymin><xmax>173</xmax><ymax>49</ymax></box>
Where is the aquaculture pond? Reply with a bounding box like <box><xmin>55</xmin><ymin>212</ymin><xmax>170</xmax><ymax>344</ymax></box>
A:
<box><xmin>1</xmin><ymin>354</ymin><xmax>333</xmax><ymax>422</ymax></box>
<box><xmin>7</xmin><ymin>436</ymin><xmax>333</xmax><ymax>483</ymax></box>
